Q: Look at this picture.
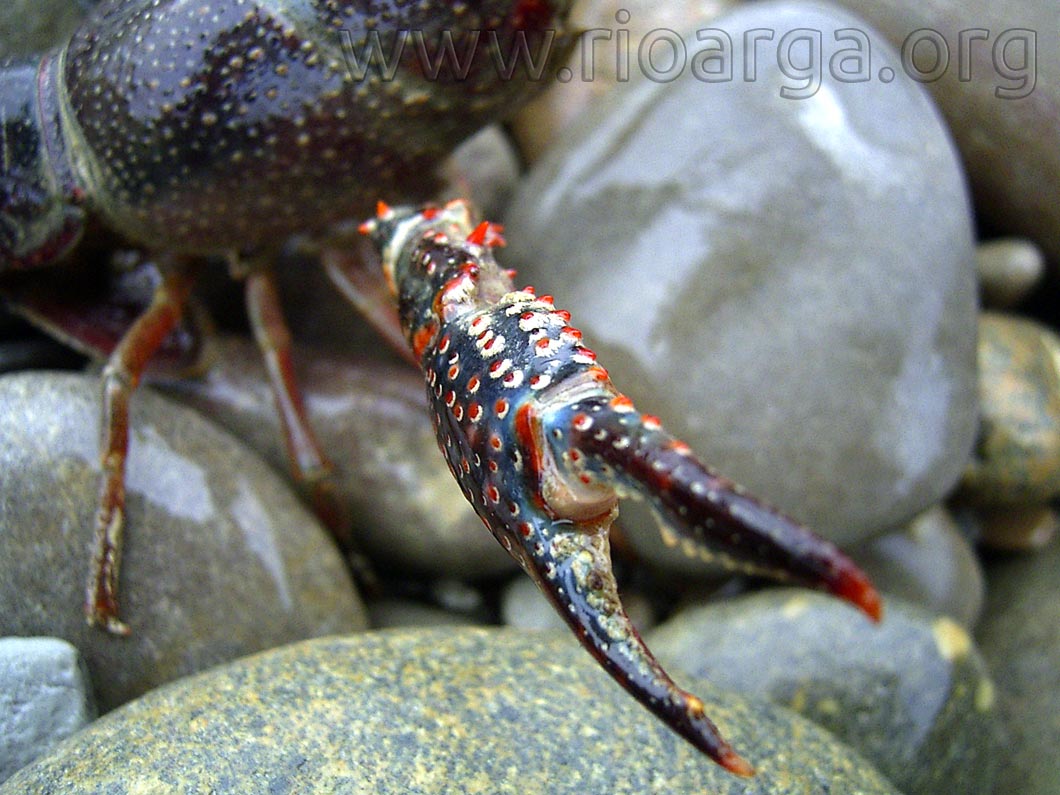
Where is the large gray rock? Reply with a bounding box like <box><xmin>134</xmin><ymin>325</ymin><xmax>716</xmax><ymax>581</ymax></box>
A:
<box><xmin>0</xmin><ymin>638</ymin><xmax>95</xmax><ymax>784</ymax></box>
<box><xmin>157</xmin><ymin>336</ymin><xmax>515</xmax><ymax>578</ymax></box>
<box><xmin>1</xmin><ymin>628</ymin><xmax>901</xmax><ymax>795</ymax></box>
<box><xmin>830</xmin><ymin>0</ymin><xmax>1060</xmax><ymax>272</ymax></box>
<box><xmin>0</xmin><ymin>372</ymin><xmax>367</xmax><ymax>711</ymax></box>
<box><xmin>977</xmin><ymin>538</ymin><xmax>1060</xmax><ymax>794</ymax></box>
<box><xmin>649</xmin><ymin>590</ymin><xmax>1001</xmax><ymax>795</ymax></box>
<box><xmin>502</xmin><ymin>1</ymin><xmax>978</xmax><ymax>551</ymax></box>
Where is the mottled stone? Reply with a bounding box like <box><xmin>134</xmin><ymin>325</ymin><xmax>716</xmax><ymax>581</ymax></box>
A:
<box><xmin>0</xmin><ymin>372</ymin><xmax>366</xmax><ymax>711</ymax></box>
<box><xmin>976</xmin><ymin>238</ymin><xmax>1045</xmax><ymax>309</ymax></box>
<box><xmin>511</xmin><ymin>0</ymin><xmax>735</xmax><ymax>161</ymax></box>
<box><xmin>502</xmin><ymin>1</ymin><xmax>978</xmax><ymax>549</ymax></box>
<box><xmin>0</xmin><ymin>638</ymin><xmax>95</xmax><ymax>784</ymax></box>
<box><xmin>649</xmin><ymin>590</ymin><xmax>1001</xmax><ymax>795</ymax></box>
<box><xmin>959</xmin><ymin>313</ymin><xmax>1060</xmax><ymax>507</ymax></box>
<box><xmin>158</xmin><ymin>336</ymin><xmax>515</xmax><ymax>579</ymax></box>
<box><xmin>830</xmin><ymin>0</ymin><xmax>1060</xmax><ymax>272</ymax></box>
<box><xmin>977</xmin><ymin>537</ymin><xmax>1060</xmax><ymax>794</ymax></box>
<box><xmin>851</xmin><ymin>506</ymin><xmax>984</xmax><ymax>627</ymax></box>
<box><xmin>1</xmin><ymin>629</ymin><xmax>901</xmax><ymax>795</ymax></box>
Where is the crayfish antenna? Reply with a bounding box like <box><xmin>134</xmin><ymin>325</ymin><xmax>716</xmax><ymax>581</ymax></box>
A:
<box><xmin>516</xmin><ymin>512</ymin><xmax>755</xmax><ymax>777</ymax></box>
<box><xmin>544</xmin><ymin>395</ymin><xmax>882</xmax><ymax>623</ymax></box>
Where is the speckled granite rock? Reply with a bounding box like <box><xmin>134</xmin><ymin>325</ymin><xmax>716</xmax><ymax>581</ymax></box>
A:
<box><xmin>502</xmin><ymin>1</ymin><xmax>978</xmax><ymax>551</ymax></box>
<box><xmin>0</xmin><ymin>629</ymin><xmax>901</xmax><ymax>794</ymax></box>
<box><xmin>0</xmin><ymin>638</ymin><xmax>95</xmax><ymax>784</ymax></box>
<box><xmin>851</xmin><ymin>506</ymin><xmax>984</xmax><ymax>627</ymax></box>
<box><xmin>649</xmin><ymin>590</ymin><xmax>1001</xmax><ymax>795</ymax></box>
<box><xmin>157</xmin><ymin>336</ymin><xmax>515</xmax><ymax>579</ymax></box>
<box><xmin>831</xmin><ymin>0</ymin><xmax>1060</xmax><ymax>271</ymax></box>
<box><xmin>977</xmin><ymin>538</ymin><xmax>1060</xmax><ymax>794</ymax></box>
<box><xmin>0</xmin><ymin>372</ymin><xmax>367</xmax><ymax>711</ymax></box>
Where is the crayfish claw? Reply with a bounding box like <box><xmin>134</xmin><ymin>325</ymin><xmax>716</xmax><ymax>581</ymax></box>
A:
<box><xmin>546</xmin><ymin>395</ymin><xmax>882</xmax><ymax>623</ymax></box>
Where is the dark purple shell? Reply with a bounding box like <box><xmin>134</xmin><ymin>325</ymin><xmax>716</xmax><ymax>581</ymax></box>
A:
<box><xmin>58</xmin><ymin>0</ymin><xmax>573</xmax><ymax>254</ymax></box>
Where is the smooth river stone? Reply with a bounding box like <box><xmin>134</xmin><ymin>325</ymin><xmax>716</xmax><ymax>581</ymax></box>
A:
<box><xmin>830</xmin><ymin>0</ymin><xmax>1060</xmax><ymax>271</ymax></box>
<box><xmin>502</xmin><ymin>1</ymin><xmax>978</xmax><ymax>548</ymax></box>
<box><xmin>649</xmin><ymin>590</ymin><xmax>1001</xmax><ymax>795</ymax></box>
<box><xmin>0</xmin><ymin>628</ymin><xmax>901</xmax><ymax>795</ymax></box>
<box><xmin>0</xmin><ymin>372</ymin><xmax>366</xmax><ymax>711</ymax></box>
<box><xmin>157</xmin><ymin>336</ymin><xmax>515</xmax><ymax>579</ymax></box>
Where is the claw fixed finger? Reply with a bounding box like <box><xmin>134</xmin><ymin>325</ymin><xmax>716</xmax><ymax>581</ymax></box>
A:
<box><xmin>519</xmin><ymin>513</ymin><xmax>754</xmax><ymax>775</ymax></box>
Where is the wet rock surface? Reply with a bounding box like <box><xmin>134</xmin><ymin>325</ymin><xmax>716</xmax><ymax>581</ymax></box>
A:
<box><xmin>649</xmin><ymin>590</ymin><xmax>1001</xmax><ymax>795</ymax></box>
<box><xmin>1</xmin><ymin>628</ymin><xmax>901</xmax><ymax>795</ymax></box>
<box><xmin>0</xmin><ymin>638</ymin><xmax>95</xmax><ymax>784</ymax></box>
<box><xmin>502</xmin><ymin>1</ymin><xmax>978</xmax><ymax>548</ymax></box>
<box><xmin>831</xmin><ymin>0</ymin><xmax>1060</xmax><ymax>271</ymax></box>
<box><xmin>157</xmin><ymin>336</ymin><xmax>515</xmax><ymax>579</ymax></box>
<box><xmin>977</xmin><ymin>538</ymin><xmax>1060</xmax><ymax>795</ymax></box>
<box><xmin>851</xmin><ymin>507</ymin><xmax>984</xmax><ymax>627</ymax></box>
<box><xmin>0</xmin><ymin>372</ymin><xmax>366</xmax><ymax>711</ymax></box>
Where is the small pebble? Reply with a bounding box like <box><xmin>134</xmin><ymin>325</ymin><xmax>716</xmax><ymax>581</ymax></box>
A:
<box><xmin>0</xmin><ymin>372</ymin><xmax>366</xmax><ymax>711</ymax></box>
<box><xmin>852</xmin><ymin>506</ymin><xmax>984</xmax><ymax>627</ymax></box>
<box><xmin>976</xmin><ymin>238</ymin><xmax>1045</xmax><ymax>308</ymax></box>
<box><xmin>0</xmin><ymin>638</ymin><xmax>95</xmax><ymax>784</ymax></box>
<box><xmin>438</xmin><ymin>125</ymin><xmax>521</xmax><ymax>218</ymax></box>
<box><xmin>503</xmin><ymin>0</ymin><xmax>979</xmax><ymax>547</ymax></box>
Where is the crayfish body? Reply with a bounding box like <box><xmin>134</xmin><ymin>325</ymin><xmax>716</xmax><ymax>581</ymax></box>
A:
<box><xmin>0</xmin><ymin>0</ymin><xmax>575</xmax><ymax>633</ymax></box>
